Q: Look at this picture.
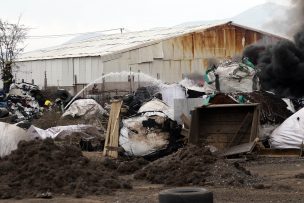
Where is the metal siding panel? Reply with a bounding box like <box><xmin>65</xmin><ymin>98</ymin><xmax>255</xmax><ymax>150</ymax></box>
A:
<box><xmin>214</xmin><ymin>28</ymin><xmax>226</xmax><ymax>57</ymax></box>
<box><xmin>104</xmin><ymin>59</ymin><xmax>121</xmax><ymax>81</ymax></box>
<box><xmin>139</xmin><ymin>46</ymin><xmax>153</xmax><ymax>63</ymax></box>
<box><xmin>224</xmin><ymin>27</ymin><xmax>236</xmax><ymax>57</ymax></box>
<box><xmin>191</xmin><ymin>59</ymin><xmax>205</xmax><ymax>74</ymax></box>
<box><xmin>171</xmin><ymin>60</ymin><xmax>182</xmax><ymax>81</ymax></box>
<box><xmin>151</xmin><ymin>60</ymin><xmax>163</xmax><ymax>79</ymax></box>
<box><xmin>73</xmin><ymin>58</ymin><xmax>80</xmax><ymax>77</ymax></box>
<box><xmin>193</xmin><ymin>32</ymin><xmax>204</xmax><ymax>59</ymax></box>
<box><xmin>60</xmin><ymin>58</ymin><xmax>73</xmax><ymax>86</ymax></box>
<box><xmin>182</xmin><ymin>34</ymin><xmax>194</xmax><ymax>60</ymax></box>
<box><xmin>129</xmin><ymin>49</ymin><xmax>139</xmax><ymax>64</ymax></box>
<box><xmin>173</xmin><ymin>38</ymin><xmax>184</xmax><ymax>60</ymax></box>
<box><xmin>181</xmin><ymin>60</ymin><xmax>192</xmax><ymax>76</ymax></box>
<box><xmin>162</xmin><ymin>39</ymin><xmax>174</xmax><ymax>60</ymax></box>
<box><xmin>120</xmin><ymin>59</ymin><xmax>129</xmax><ymax>71</ymax></box>
<box><xmin>79</xmin><ymin>58</ymin><xmax>86</xmax><ymax>83</ymax></box>
<box><xmin>55</xmin><ymin>59</ymin><xmax>63</xmax><ymax>86</ymax></box>
<box><xmin>201</xmin><ymin>30</ymin><xmax>216</xmax><ymax>58</ymax></box>
<box><xmin>91</xmin><ymin>57</ymin><xmax>100</xmax><ymax>81</ymax></box>
<box><xmin>138</xmin><ymin>63</ymin><xmax>150</xmax><ymax>75</ymax></box>
<box><xmin>235</xmin><ymin>28</ymin><xmax>245</xmax><ymax>55</ymax></box>
<box><xmin>85</xmin><ymin>57</ymin><xmax>92</xmax><ymax>83</ymax></box>
<box><xmin>153</xmin><ymin>42</ymin><xmax>164</xmax><ymax>59</ymax></box>
<box><xmin>163</xmin><ymin>60</ymin><xmax>174</xmax><ymax>83</ymax></box>
<box><xmin>45</xmin><ymin>60</ymin><xmax>52</xmax><ymax>86</ymax></box>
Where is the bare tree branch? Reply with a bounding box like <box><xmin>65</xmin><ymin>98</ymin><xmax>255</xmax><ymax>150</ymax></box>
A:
<box><xmin>0</xmin><ymin>18</ymin><xmax>27</xmax><ymax>92</ymax></box>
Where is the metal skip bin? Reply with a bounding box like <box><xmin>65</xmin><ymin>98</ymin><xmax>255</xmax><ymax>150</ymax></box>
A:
<box><xmin>189</xmin><ymin>104</ymin><xmax>260</xmax><ymax>151</ymax></box>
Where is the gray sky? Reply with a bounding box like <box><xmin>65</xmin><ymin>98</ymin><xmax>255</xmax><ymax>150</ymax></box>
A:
<box><xmin>0</xmin><ymin>0</ymin><xmax>289</xmax><ymax>51</ymax></box>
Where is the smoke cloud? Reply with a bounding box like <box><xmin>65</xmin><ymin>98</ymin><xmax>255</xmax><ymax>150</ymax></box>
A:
<box><xmin>242</xmin><ymin>0</ymin><xmax>304</xmax><ymax>98</ymax></box>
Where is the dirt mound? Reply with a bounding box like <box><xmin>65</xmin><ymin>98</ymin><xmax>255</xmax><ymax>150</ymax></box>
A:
<box><xmin>100</xmin><ymin>157</ymin><xmax>150</xmax><ymax>175</ymax></box>
<box><xmin>135</xmin><ymin>145</ymin><xmax>260</xmax><ymax>187</ymax></box>
<box><xmin>0</xmin><ymin>138</ymin><xmax>131</xmax><ymax>199</ymax></box>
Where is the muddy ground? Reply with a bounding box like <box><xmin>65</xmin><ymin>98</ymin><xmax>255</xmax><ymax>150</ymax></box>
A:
<box><xmin>1</xmin><ymin>149</ymin><xmax>304</xmax><ymax>202</ymax></box>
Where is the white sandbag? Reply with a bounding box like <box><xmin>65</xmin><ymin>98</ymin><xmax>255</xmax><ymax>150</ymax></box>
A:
<box><xmin>270</xmin><ymin>108</ymin><xmax>304</xmax><ymax>149</ymax></box>
<box><xmin>0</xmin><ymin>122</ymin><xmax>29</xmax><ymax>157</ymax></box>
<box><xmin>138</xmin><ymin>98</ymin><xmax>174</xmax><ymax>120</ymax></box>
<box><xmin>62</xmin><ymin>99</ymin><xmax>106</xmax><ymax>119</ymax></box>
<box><xmin>119</xmin><ymin>112</ymin><xmax>170</xmax><ymax>156</ymax></box>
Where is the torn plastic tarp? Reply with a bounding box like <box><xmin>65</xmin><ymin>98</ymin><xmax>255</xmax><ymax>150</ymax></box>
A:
<box><xmin>138</xmin><ymin>98</ymin><xmax>174</xmax><ymax>120</ymax></box>
<box><xmin>119</xmin><ymin>112</ymin><xmax>170</xmax><ymax>157</ymax></box>
<box><xmin>27</xmin><ymin>124</ymin><xmax>101</xmax><ymax>140</ymax></box>
<box><xmin>62</xmin><ymin>99</ymin><xmax>107</xmax><ymax>119</ymax></box>
<box><xmin>270</xmin><ymin>108</ymin><xmax>304</xmax><ymax>149</ymax></box>
<box><xmin>0</xmin><ymin>122</ymin><xmax>29</xmax><ymax>157</ymax></box>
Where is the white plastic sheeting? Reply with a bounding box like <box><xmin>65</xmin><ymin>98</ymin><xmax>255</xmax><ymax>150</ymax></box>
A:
<box><xmin>119</xmin><ymin>112</ymin><xmax>169</xmax><ymax>156</ymax></box>
<box><xmin>27</xmin><ymin>124</ymin><xmax>100</xmax><ymax>140</ymax></box>
<box><xmin>62</xmin><ymin>99</ymin><xmax>107</xmax><ymax>119</ymax></box>
<box><xmin>0</xmin><ymin>122</ymin><xmax>29</xmax><ymax>157</ymax></box>
<box><xmin>270</xmin><ymin>108</ymin><xmax>304</xmax><ymax>149</ymax></box>
<box><xmin>138</xmin><ymin>98</ymin><xmax>174</xmax><ymax>120</ymax></box>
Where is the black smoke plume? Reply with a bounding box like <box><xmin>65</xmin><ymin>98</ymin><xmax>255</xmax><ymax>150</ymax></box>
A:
<box><xmin>242</xmin><ymin>0</ymin><xmax>304</xmax><ymax>98</ymax></box>
<box><xmin>244</xmin><ymin>29</ymin><xmax>304</xmax><ymax>98</ymax></box>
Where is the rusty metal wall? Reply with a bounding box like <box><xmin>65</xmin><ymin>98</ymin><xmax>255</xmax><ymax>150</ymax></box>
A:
<box><xmin>16</xmin><ymin>24</ymin><xmax>284</xmax><ymax>88</ymax></box>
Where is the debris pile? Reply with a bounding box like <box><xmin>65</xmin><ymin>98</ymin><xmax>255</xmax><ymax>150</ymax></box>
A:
<box><xmin>0</xmin><ymin>138</ymin><xmax>131</xmax><ymax>199</ymax></box>
<box><xmin>135</xmin><ymin>144</ymin><xmax>260</xmax><ymax>187</ymax></box>
<box><xmin>7</xmin><ymin>83</ymin><xmax>43</xmax><ymax>122</ymax></box>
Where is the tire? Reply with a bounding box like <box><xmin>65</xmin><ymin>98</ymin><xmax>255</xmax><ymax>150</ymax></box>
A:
<box><xmin>159</xmin><ymin>187</ymin><xmax>213</xmax><ymax>203</ymax></box>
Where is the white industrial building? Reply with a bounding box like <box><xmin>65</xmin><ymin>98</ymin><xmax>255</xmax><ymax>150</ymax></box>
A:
<box><xmin>16</xmin><ymin>21</ymin><xmax>283</xmax><ymax>92</ymax></box>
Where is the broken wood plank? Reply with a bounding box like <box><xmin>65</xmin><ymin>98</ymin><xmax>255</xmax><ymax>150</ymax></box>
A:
<box><xmin>103</xmin><ymin>100</ymin><xmax>123</xmax><ymax>158</ymax></box>
<box><xmin>258</xmin><ymin>148</ymin><xmax>304</xmax><ymax>157</ymax></box>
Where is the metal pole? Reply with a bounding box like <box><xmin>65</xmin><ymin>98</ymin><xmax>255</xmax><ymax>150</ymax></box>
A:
<box><xmin>138</xmin><ymin>70</ymin><xmax>140</xmax><ymax>88</ymax></box>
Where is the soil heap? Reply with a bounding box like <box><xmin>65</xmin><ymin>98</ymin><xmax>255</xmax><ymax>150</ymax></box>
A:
<box><xmin>0</xmin><ymin>138</ymin><xmax>131</xmax><ymax>199</ymax></box>
<box><xmin>135</xmin><ymin>144</ymin><xmax>260</xmax><ymax>187</ymax></box>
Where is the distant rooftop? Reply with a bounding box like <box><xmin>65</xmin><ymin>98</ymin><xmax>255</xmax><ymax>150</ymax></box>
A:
<box><xmin>18</xmin><ymin>21</ymin><xmax>285</xmax><ymax>62</ymax></box>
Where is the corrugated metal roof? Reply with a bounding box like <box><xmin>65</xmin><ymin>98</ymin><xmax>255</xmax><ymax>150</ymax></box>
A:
<box><xmin>18</xmin><ymin>21</ymin><xmax>285</xmax><ymax>61</ymax></box>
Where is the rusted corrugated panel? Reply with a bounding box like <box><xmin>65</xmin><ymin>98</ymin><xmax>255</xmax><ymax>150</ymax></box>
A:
<box><xmin>193</xmin><ymin>32</ymin><xmax>204</xmax><ymax>59</ymax></box>
<box><xmin>245</xmin><ymin>30</ymin><xmax>256</xmax><ymax>46</ymax></box>
<box><xmin>224</xmin><ymin>26</ymin><xmax>236</xmax><ymax>57</ymax></box>
<box><xmin>182</xmin><ymin>34</ymin><xmax>194</xmax><ymax>60</ymax></box>
<box><xmin>201</xmin><ymin>30</ymin><xmax>216</xmax><ymax>58</ymax></box>
<box><xmin>191</xmin><ymin>59</ymin><xmax>205</xmax><ymax>73</ymax></box>
<box><xmin>235</xmin><ymin>29</ymin><xmax>245</xmax><ymax>55</ymax></box>
<box><xmin>173</xmin><ymin>38</ymin><xmax>184</xmax><ymax>60</ymax></box>
<box><xmin>214</xmin><ymin>28</ymin><xmax>226</xmax><ymax>57</ymax></box>
<box><xmin>181</xmin><ymin>60</ymin><xmax>192</xmax><ymax>75</ymax></box>
<box><xmin>162</xmin><ymin>39</ymin><xmax>174</xmax><ymax>60</ymax></box>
